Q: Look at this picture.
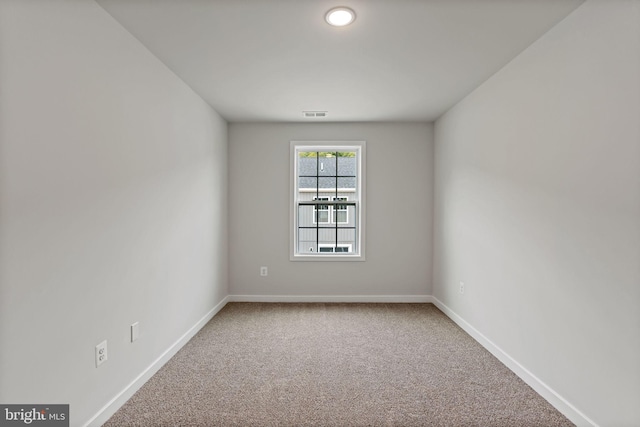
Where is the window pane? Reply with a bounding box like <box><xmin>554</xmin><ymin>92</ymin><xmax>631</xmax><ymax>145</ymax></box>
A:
<box><xmin>298</xmin><ymin>205</ymin><xmax>315</xmax><ymax>227</ymax></box>
<box><xmin>333</xmin><ymin>197</ymin><xmax>348</xmax><ymax>223</ymax></box>
<box><xmin>336</xmin><ymin>205</ymin><xmax>355</xmax><ymax>227</ymax></box>
<box><xmin>337</xmin><ymin>228</ymin><xmax>356</xmax><ymax>242</ymax></box>
<box><xmin>337</xmin><ymin>177</ymin><xmax>356</xmax><ymax>190</ymax></box>
<box><xmin>318</xmin><ymin>228</ymin><xmax>336</xmax><ymax>242</ymax></box>
<box><xmin>318</xmin><ymin>177</ymin><xmax>337</xmax><ymax>191</ymax></box>
<box><xmin>298</xmin><ymin>154</ymin><xmax>317</xmax><ymax>175</ymax></box>
<box><xmin>317</xmin><ymin>153</ymin><xmax>337</xmax><ymax>176</ymax></box>
<box><xmin>298</xmin><ymin>242</ymin><xmax>317</xmax><ymax>254</ymax></box>
<box><xmin>313</xmin><ymin>197</ymin><xmax>329</xmax><ymax>224</ymax></box>
<box><xmin>317</xmin><ymin>244</ymin><xmax>351</xmax><ymax>253</ymax></box>
<box><xmin>298</xmin><ymin>228</ymin><xmax>316</xmax><ymax>242</ymax></box>
<box><xmin>337</xmin><ymin>154</ymin><xmax>356</xmax><ymax>177</ymax></box>
<box><xmin>316</xmin><ymin>211</ymin><xmax>329</xmax><ymax>223</ymax></box>
<box><xmin>298</xmin><ymin>176</ymin><xmax>316</xmax><ymax>190</ymax></box>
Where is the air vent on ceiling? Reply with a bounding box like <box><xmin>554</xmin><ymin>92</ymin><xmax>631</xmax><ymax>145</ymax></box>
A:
<box><xmin>303</xmin><ymin>111</ymin><xmax>328</xmax><ymax>118</ymax></box>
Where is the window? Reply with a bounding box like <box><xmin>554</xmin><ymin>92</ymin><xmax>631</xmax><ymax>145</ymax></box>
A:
<box><xmin>318</xmin><ymin>244</ymin><xmax>352</xmax><ymax>253</ymax></box>
<box><xmin>333</xmin><ymin>197</ymin><xmax>348</xmax><ymax>224</ymax></box>
<box><xmin>314</xmin><ymin>196</ymin><xmax>347</xmax><ymax>224</ymax></box>
<box><xmin>290</xmin><ymin>141</ymin><xmax>365</xmax><ymax>260</ymax></box>
<box><xmin>313</xmin><ymin>197</ymin><xmax>330</xmax><ymax>224</ymax></box>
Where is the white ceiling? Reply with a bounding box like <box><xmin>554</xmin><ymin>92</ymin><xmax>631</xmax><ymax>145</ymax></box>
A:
<box><xmin>96</xmin><ymin>0</ymin><xmax>583</xmax><ymax>123</ymax></box>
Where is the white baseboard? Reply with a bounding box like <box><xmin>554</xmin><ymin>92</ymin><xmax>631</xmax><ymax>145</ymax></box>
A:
<box><xmin>228</xmin><ymin>294</ymin><xmax>434</xmax><ymax>303</ymax></box>
<box><xmin>83</xmin><ymin>296</ymin><xmax>230</xmax><ymax>427</ymax></box>
<box><xmin>84</xmin><ymin>294</ymin><xmax>595</xmax><ymax>427</ymax></box>
<box><xmin>430</xmin><ymin>297</ymin><xmax>598</xmax><ymax>427</ymax></box>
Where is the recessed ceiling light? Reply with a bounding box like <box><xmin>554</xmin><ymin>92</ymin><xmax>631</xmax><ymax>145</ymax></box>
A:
<box><xmin>325</xmin><ymin>7</ymin><xmax>356</xmax><ymax>27</ymax></box>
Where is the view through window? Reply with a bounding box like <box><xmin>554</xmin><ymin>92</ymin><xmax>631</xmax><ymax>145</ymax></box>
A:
<box><xmin>291</xmin><ymin>142</ymin><xmax>365</xmax><ymax>260</ymax></box>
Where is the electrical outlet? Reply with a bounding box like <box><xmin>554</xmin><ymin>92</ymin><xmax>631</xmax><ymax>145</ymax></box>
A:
<box><xmin>131</xmin><ymin>322</ymin><xmax>139</xmax><ymax>342</ymax></box>
<box><xmin>459</xmin><ymin>282</ymin><xmax>465</xmax><ymax>294</ymax></box>
<box><xmin>260</xmin><ymin>266</ymin><xmax>268</xmax><ymax>276</ymax></box>
<box><xmin>95</xmin><ymin>340</ymin><xmax>108</xmax><ymax>367</ymax></box>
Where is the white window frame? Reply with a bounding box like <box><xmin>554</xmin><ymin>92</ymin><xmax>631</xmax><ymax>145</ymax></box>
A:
<box><xmin>290</xmin><ymin>141</ymin><xmax>366</xmax><ymax>261</ymax></box>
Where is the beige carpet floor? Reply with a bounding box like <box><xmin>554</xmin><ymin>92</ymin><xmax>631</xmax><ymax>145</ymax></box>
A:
<box><xmin>104</xmin><ymin>303</ymin><xmax>574</xmax><ymax>426</ymax></box>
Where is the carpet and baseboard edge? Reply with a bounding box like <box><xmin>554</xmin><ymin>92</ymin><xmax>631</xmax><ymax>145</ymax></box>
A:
<box><xmin>228</xmin><ymin>294</ymin><xmax>434</xmax><ymax>303</ymax></box>
<box><xmin>430</xmin><ymin>297</ymin><xmax>598</xmax><ymax>427</ymax></box>
<box><xmin>83</xmin><ymin>296</ymin><xmax>230</xmax><ymax>427</ymax></box>
<box><xmin>85</xmin><ymin>294</ymin><xmax>597</xmax><ymax>427</ymax></box>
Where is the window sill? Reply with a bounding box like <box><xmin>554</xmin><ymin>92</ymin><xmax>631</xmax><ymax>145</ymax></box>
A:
<box><xmin>290</xmin><ymin>254</ymin><xmax>365</xmax><ymax>262</ymax></box>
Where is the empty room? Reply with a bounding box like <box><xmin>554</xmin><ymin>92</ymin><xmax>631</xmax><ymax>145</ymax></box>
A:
<box><xmin>0</xmin><ymin>0</ymin><xmax>638</xmax><ymax>426</ymax></box>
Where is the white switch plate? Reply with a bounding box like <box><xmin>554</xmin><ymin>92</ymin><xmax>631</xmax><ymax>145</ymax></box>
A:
<box><xmin>459</xmin><ymin>281</ymin><xmax>465</xmax><ymax>294</ymax></box>
<box><xmin>95</xmin><ymin>340</ymin><xmax>108</xmax><ymax>367</ymax></box>
<box><xmin>260</xmin><ymin>266</ymin><xmax>268</xmax><ymax>276</ymax></box>
<box><xmin>131</xmin><ymin>322</ymin><xmax>139</xmax><ymax>342</ymax></box>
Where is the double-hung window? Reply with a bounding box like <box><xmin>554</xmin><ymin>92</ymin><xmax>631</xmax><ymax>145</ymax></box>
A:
<box><xmin>291</xmin><ymin>141</ymin><xmax>365</xmax><ymax>260</ymax></box>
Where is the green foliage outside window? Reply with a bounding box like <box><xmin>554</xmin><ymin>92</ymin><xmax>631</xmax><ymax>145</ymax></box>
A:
<box><xmin>299</xmin><ymin>151</ymin><xmax>356</xmax><ymax>158</ymax></box>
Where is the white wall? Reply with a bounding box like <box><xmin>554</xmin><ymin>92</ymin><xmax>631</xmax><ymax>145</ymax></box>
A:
<box><xmin>229</xmin><ymin>122</ymin><xmax>432</xmax><ymax>298</ymax></box>
<box><xmin>0</xmin><ymin>1</ymin><xmax>228</xmax><ymax>426</ymax></box>
<box><xmin>433</xmin><ymin>1</ymin><xmax>639</xmax><ymax>426</ymax></box>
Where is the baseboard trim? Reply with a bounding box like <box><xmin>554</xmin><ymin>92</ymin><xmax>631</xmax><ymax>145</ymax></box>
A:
<box><xmin>228</xmin><ymin>294</ymin><xmax>434</xmax><ymax>303</ymax></box>
<box><xmin>83</xmin><ymin>295</ymin><xmax>230</xmax><ymax>427</ymax></box>
<box><xmin>84</xmin><ymin>294</ymin><xmax>595</xmax><ymax>427</ymax></box>
<box><xmin>430</xmin><ymin>297</ymin><xmax>598</xmax><ymax>427</ymax></box>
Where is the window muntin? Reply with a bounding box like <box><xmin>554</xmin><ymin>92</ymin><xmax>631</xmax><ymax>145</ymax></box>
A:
<box><xmin>291</xmin><ymin>142</ymin><xmax>365</xmax><ymax>260</ymax></box>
